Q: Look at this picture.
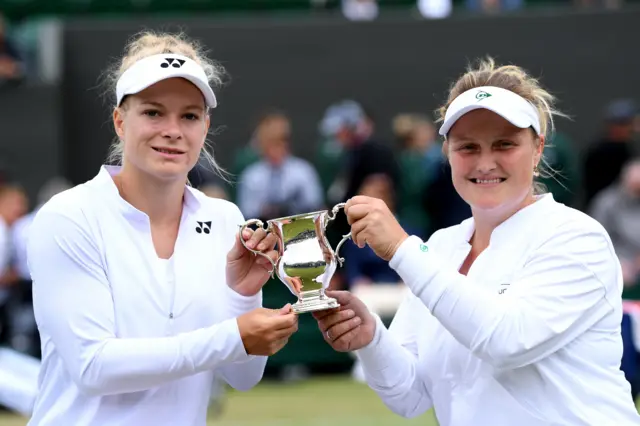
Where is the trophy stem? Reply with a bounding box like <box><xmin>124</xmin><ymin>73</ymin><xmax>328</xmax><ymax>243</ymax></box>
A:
<box><xmin>291</xmin><ymin>290</ymin><xmax>339</xmax><ymax>314</ymax></box>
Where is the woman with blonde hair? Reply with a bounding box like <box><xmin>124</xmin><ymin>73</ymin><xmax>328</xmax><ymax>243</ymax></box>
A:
<box><xmin>393</xmin><ymin>113</ymin><xmax>441</xmax><ymax>238</ymax></box>
<box><xmin>26</xmin><ymin>32</ymin><xmax>297</xmax><ymax>426</ymax></box>
<box><xmin>314</xmin><ymin>58</ymin><xmax>640</xmax><ymax>425</ymax></box>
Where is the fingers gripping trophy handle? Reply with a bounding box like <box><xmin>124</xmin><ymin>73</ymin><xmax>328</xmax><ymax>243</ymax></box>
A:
<box><xmin>326</xmin><ymin>202</ymin><xmax>352</xmax><ymax>267</ymax></box>
<box><xmin>238</xmin><ymin>220</ymin><xmax>278</xmax><ymax>278</ymax></box>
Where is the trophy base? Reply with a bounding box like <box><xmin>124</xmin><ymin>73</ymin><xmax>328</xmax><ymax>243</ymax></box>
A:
<box><xmin>292</xmin><ymin>295</ymin><xmax>339</xmax><ymax>314</ymax></box>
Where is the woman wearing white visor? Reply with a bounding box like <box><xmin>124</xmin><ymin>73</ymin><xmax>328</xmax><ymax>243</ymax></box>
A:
<box><xmin>314</xmin><ymin>58</ymin><xmax>640</xmax><ymax>425</ymax></box>
<box><xmin>25</xmin><ymin>32</ymin><xmax>298</xmax><ymax>426</ymax></box>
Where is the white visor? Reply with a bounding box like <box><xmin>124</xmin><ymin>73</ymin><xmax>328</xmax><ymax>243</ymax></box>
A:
<box><xmin>439</xmin><ymin>86</ymin><xmax>540</xmax><ymax>137</ymax></box>
<box><xmin>116</xmin><ymin>54</ymin><xmax>217</xmax><ymax>108</ymax></box>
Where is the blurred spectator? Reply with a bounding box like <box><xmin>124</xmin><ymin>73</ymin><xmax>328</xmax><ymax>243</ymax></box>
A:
<box><xmin>0</xmin><ymin>185</ymin><xmax>28</xmax><ymax>277</ymax></box>
<box><xmin>231</xmin><ymin>141</ymin><xmax>260</xmax><ymax>181</ymax></box>
<box><xmin>10</xmin><ymin>177</ymin><xmax>70</xmax><ymax>357</ymax></box>
<box><xmin>583</xmin><ymin>99</ymin><xmax>637</xmax><ymax>210</ymax></box>
<box><xmin>237</xmin><ymin>111</ymin><xmax>323</xmax><ymax>220</ymax></box>
<box><xmin>590</xmin><ymin>159</ymin><xmax>640</xmax><ymax>298</ymax></box>
<box><xmin>0</xmin><ymin>13</ymin><xmax>25</xmax><ymax>87</ymax></box>
<box><xmin>187</xmin><ymin>153</ymin><xmax>233</xmax><ymax>204</ymax></box>
<box><xmin>316</xmin><ymin>104</ymin><xmax>348</xmax><ymax>198</ymax></box>
<box><xmin>392</xmin><ymin>113</ymin><xmax>441</xmax><ymax>239</ymax></box>
<box><xmin>318</xmin><ymin>100</ymin><xmax>399</xmax><ymax>240</ymax></box>
<box><xmin>342</xmin><ymin>173</ymin><xmax>420</xmax><ymax>289</ymax></box>
<box><xmin>0</xmin><ymin>184</ymin><xmax>28</xmax><ymax>346</ymax></box>
<box><xmin>537</xmin><ymin>132</ymin><xmax>581</xmax><ymax>207</ymax></box>
<box><xmin>12</xmin><ymin>177</ymin><xmax>70</xmax><ymax>283</ymax></box>
<box><xmin>199</xmin><ymin>182</ymin><xmax>229</xmax><ymax>200</ymax></box>
<box><xmin>228</xmin><ymin>110</ymin><xmax>280</xmax><ymax>202</ymax></box>
<box><xmin>465</xmin><ymin>0</ymin><xmax>524</xmax><ymax>13</ymax></box>
<box><xmin>342</xmin><ymin>0</ymin><xmax>379</xmax><ymax>21</ymax></box>
<box><xmin>421</xmin><ymin>160</ymin><xmax>472</xmax><ymax>235</ymax></box>
<box><xmin>319</xmin><ymin>100</ymin><xmax>399</xmax><ymax>206</ymax></box>
<box><xmin>417</xmin><ymin>0</ymin><xmax>452</xmax><ymax>18</ymax></box>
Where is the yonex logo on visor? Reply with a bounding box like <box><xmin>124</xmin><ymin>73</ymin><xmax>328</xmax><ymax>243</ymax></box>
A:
<box><xmin>115</xmin><ymin>53</ymin><xmax>217</xmax><ymax>108</ymax></box>
<box><xmin>161</xmin><ymin>58</ymin><xmax>185</xmax><ymax>69</ymax></box>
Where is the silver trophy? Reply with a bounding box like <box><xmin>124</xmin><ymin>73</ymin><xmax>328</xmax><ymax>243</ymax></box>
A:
<box><xmin>239</xmin><ymin>203</ymin><xmax>351</xmax><ymax>314</ymax></box>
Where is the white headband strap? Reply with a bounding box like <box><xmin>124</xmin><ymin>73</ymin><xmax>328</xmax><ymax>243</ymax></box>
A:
<box><xmin>116</xmin><ymin>54</ymin><xmax>217</xmax><ymax>108</ymax></box>
<box><xmin>439</xmin><ymin>86</ymin><xmax>541</xmax><ymax>137</ymax></box>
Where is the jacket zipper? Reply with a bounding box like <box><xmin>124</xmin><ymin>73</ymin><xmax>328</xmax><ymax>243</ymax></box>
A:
<box><xmin>167</xmin><ymin>258</ymin><xmax>176</xmax><ymax>336</ymax></box>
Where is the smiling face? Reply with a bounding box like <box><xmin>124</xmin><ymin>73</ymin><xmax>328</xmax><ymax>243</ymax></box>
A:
<box><xmin>445</xmin><ymin>109</ymin><xmax>544</xmax><ymax>215</ymax></box>
<box><xmin>113</xmin><ymin>77</ymin><xmax>210</xmax><ymax>182</ymax></box>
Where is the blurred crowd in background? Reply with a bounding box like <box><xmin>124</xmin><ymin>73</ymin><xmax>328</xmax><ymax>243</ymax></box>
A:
<box><xmin>1</xmin><ymin>73</ymin><xmax>640</xmax><ymax>362</ymax></box>
<box><xmin>0</xmin><ymin>0</ymin><xmax>633</xmax><ymax>88</ymax></box>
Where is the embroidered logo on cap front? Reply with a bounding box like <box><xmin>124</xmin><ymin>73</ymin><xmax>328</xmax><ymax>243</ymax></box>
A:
<box><xmin>161</xmin><ymin>58</ymin><xmax>186</xmax><ymax>69</ymax></box>
<box><xmin>475</xmin><ymin>90</ymin><xmax>492</xmax><ymax>101</ymax></box>
<box><xmin>419</xmin><ymin>244</ymin><xmax>429</xmax><ymax>252</ymax></box>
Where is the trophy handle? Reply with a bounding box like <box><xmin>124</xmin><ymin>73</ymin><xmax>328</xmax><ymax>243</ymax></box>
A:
<box><xmin>334</xmin><ymin>233</ymin><xmax>351</xmax><ymax>267</ymax></box>
<box><xmin>325</xmin><ymin>202</ymin><xmax>352</xmax><ymax>268</ymax></box>
<box><xmin>238</xmin><ymin>219</ymin><xmax>277</xmax><ymax>278</ymax></box>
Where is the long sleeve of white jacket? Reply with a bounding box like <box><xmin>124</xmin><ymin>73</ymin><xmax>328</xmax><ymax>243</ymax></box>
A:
<box><xmin>388</xmin><ymin>222</ymin><xmax>616</xmax><ymax>371</ymax></box>
<box><xmin>355</xmin><ymin>293</ymin><xmax>433</xmax><ymax>418</ymax></box>
<box><xmin>217</xmin><ymin>286</ymin><xmax>267</xmax><ymax>391</ymax></box>
<box><xmin>28</xmin><ymin>209</ymin><xmax>263</xmax><ymax>397</ymax></box>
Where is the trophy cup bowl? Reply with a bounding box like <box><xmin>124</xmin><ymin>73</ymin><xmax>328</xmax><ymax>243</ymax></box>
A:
<box><xmin>238</xmin><ymin>203</ymin><xmax>351</xmax><ymax>314</ymax></box>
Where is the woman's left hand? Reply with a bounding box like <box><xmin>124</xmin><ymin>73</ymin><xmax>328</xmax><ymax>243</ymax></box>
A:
<box><xmin>344</xmin><ymin>195</ymin><xmax>409</xmax><ymax>261</ymax></box>
<box><xmin>227</xmin><ymin>227</ymin><xmax>279</xmax><ymax>297</ymax></box>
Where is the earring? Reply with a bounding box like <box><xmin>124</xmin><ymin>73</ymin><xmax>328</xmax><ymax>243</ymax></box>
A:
<box><xmin>533</xmin><ymin>165</ymin><xmax>540</xmax><ymax>177</ymax></box>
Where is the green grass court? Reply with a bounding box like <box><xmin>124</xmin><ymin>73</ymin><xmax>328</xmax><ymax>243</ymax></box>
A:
<box><xmin>3</xmin><ymin>375</ymin><xmax>640</xmax><ymax>425</ymax></box>
<box><xmin>0</xmin><ymin>376</ymin><xmax>438</xmax><ymax>426</ymax></box>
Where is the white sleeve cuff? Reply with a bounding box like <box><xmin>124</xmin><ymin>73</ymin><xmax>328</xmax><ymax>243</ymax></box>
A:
<box><xmin>388</xmin><ymin>235</ymin><xmax>449</xmax><ymax>312</ymax></box>
<box><xmin>217</xmin><ymin>317</ymin><xmax>254</xmax><ymax>364</ymax></box>
<box><xmin>355</xmin><ymin>315</ymin><xmax>397</xmax><ymax>373</ymax></box>
<box><xmin>354</xmin><ymin>315</ymin><xmax>416</xmax><ymax>390</ymax></box>
<box><xmin>218</xmin><ymin>286</ymin><xmax>262</xmax><ymax>364</ymax></box>
<box><xmin>227</xmin><ymin>287</ymin><xmax>262</xmax><ymax>315</ymax></box>
<box><xmin>222</xmin><ymin>288</ymin><xmax>262</xmax><ymax>364</ymax></box>
<box><xmin>355</xmin><ymin>314</ymin><xmax>385</xmax><ymax>359</ymax></box>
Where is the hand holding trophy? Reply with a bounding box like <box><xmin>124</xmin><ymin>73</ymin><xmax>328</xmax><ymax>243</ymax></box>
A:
<box><xmin>238</xmin><ymin>203</ymin><xmax>351</xmax><ymax>314</ymax></box>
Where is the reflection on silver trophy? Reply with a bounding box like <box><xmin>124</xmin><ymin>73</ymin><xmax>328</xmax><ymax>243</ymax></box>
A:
<box><xmin>239</xmin><ymin>203</ymin><xmax>351</xmax><ymax>314</ymax></box>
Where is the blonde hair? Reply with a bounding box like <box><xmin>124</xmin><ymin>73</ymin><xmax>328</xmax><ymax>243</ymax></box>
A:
<box><xmin>437</xmin><ymin>57</ymin><xmax>567</xmax><ymax>193</ymax></box>
<box><xmin>392</xmin><ymin>113</ymin><xmax>432</xmax><ymax>147</ymax></box>
<box><xmin>105</xmin><ymin>31</ymin><xmax>229</xmax><ymax>182</ymax></box>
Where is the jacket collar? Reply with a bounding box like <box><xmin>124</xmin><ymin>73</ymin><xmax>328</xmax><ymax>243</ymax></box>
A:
<box><xmin>93</xmin><ymin>165</ymin><xmax>202</xmax><ymax>223</ymax></box>
<box><xmin>454</xmin><ymin>193</ymin><xmax>556</xmax><ymax>247</ymax></box>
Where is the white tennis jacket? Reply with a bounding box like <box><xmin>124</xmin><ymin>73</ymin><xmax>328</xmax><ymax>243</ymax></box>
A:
<box><xmin>357</xmin><ymin>194</ymin><xmax>640</xmax><ymax>425</ymax></box>
<box><xmin>26</xmin><ymin>166</ymin><xmax>267</xmax><ymax>426</ymax></box>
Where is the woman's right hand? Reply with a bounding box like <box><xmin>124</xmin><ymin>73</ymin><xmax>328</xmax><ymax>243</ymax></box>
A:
<box><xmin>312</xmin><ymin>290</ymin><xmax>377</xmax><ymax>352</ymax></box>
<box><xmin>237</xmin><ymin>304</ymin><xmax>298</xmax><ymax>356</ymax></box>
